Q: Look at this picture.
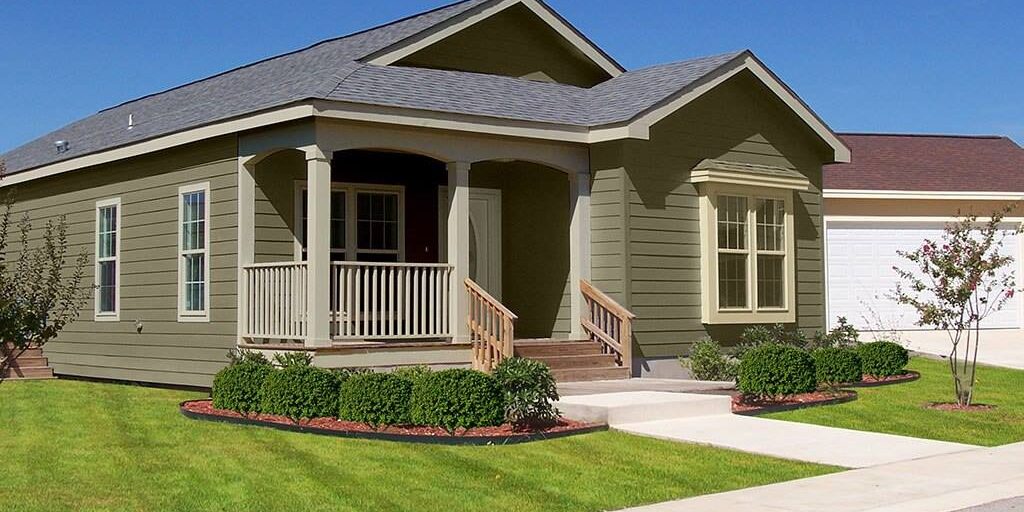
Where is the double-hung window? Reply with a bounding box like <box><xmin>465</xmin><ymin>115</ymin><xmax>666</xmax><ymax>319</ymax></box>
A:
<box><xmin>178</xmin><ymin>183</ymin><xmax>210</xmax><ymax>321</ymax></box>
<box><xmin>694</xmin><ymin>159</ymin><xmax>805</xmax><ymax>324</ymax></box>
<box><xmin>95</xmin><ymin>198</ymin><xmax>121</xmax><ymax>321</ymax></box>
<box><xmin>297</xmin><ymin>184</ymin><xmax>403</xmax><ymax>263</ymax></box>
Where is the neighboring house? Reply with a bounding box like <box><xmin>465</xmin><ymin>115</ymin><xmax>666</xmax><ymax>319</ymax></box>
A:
<box><xmin>823</xmin><ymin>133</ymin><xmax>1024</xmax><ymax>335</ymax></box>
<box><xmin>0</xmin><ymin>0</ymin><xmax>849</xmax><ymax>386</ymax></box>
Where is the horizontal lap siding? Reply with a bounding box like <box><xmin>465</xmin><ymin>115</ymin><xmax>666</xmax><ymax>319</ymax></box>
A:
<box><xmin>7</xmin><ymin>137</ymin><xmax>239</xmax><ymax>387</ymax></box>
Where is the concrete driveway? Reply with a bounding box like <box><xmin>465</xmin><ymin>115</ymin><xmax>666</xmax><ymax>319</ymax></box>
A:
<box><xmin>898</xmin><ymin>329</ymin><xmax>1024</xmax><ymax>370</ymax></box>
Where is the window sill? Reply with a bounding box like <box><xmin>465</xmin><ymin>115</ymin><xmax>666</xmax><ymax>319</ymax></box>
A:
<box><xmin>177</xmin><ymin>314</ymin><xmax>210</xmax><ymax>323</ymax></box>
<box><xmin>702</xmin><ymin>308</ymin><xmax>795</xmax><ymax>325</ymax></box>
<box><xmin>94</xmin><ymin>314</ymin><xmax>120</xmax><ymax>322</ymax></box>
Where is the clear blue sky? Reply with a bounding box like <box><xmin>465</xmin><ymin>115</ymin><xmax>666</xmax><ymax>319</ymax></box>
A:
<box><xmin>1</xmin><ymin>0</ymin><xmax>1022</xmax><ymax>153</ymax></box>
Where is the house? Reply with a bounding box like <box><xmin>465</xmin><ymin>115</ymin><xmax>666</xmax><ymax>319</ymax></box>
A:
<box><xmin>823</xmin><ymin>133</ymin><xmax>1024</xmax><ymax>339</ymax></box>
<box><xmin>0</xmin><ymin>0</ymin><xmax>849</xmax><ymax>387</ymax></box>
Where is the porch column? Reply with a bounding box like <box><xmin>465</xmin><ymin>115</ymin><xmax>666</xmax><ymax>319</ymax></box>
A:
<box><xmin>305</xmin><ymin>151</ymin><xmax>332</xmax><ymax>348</ymax></box>
<box><xmin>237</xmin><ymin>157</ymin><xmax>256</xmax><ymax>344</ymax></box>
<box><xmin>448</xmin><ymin>161</ymin><xmax>471</xmax><ymax>343</ymax></box>
<box><xmin>569</xmin><ymin>171</ymin><xmax>592</xmax><ymax>339</ymax></box>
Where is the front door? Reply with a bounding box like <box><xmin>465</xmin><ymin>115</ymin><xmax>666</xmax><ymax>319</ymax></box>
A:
<box><xmin>439</xmin><ymin>187</ymin><xmax>502</xmax><ymax>299</ymax></box>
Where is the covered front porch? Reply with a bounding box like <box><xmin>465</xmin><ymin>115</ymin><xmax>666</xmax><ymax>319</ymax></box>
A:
<box><xmin>234</xmin><ymin>119</ymin><xmax>632</xmax><ymax>377</ymax></box>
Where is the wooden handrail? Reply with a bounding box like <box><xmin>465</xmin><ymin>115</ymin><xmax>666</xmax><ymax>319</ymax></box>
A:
<box><xmin>580</xmin><ymin>279</ymin><xmax>635</xmax><ymax>375</ymax></box>
<box><xmin>465</xmin><ymin>278</ymin><xmax>516</xmax><ymax>372</ymax></box>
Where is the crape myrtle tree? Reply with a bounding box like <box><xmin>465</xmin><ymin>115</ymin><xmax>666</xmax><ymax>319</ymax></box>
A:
<box><xmin>0</xmin><ymin>161</ymin><xmax>90</xmax><ymax>379</ymax></box>
<box><xmin>893</xmin><ymin>205</ymin><xmax>1021</xmax><ymax>407</ymax></box>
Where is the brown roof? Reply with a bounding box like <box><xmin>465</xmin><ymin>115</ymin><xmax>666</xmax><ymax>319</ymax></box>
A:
<box><xmin>824</xmin><ymin>133</ymin><xmax>1024</xmax><ymax>192</ymax></box>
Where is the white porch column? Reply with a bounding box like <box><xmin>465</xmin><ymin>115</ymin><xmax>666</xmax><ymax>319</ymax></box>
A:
<box><xmin>237</xmin><ymin>157</ymin><xmax>256</xmax><ymax>344</ymax></box>
<box><xmin>305</xmin><ymin>151</ymin><xmax>332</xmax><ymax>348</ymax></box>
<box><xmin>447</xmin><ymin>161</ymin><xmax>471</xmax><ymax>343</ymax></box>
<box><xmin>569</xmin><ymin>172</ymin><xmax>592</xmax><ymax>339</ymax></box>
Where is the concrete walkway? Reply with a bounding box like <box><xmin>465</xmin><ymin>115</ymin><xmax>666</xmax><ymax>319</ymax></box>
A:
<box><xmin>620</xmin><ymin>441</ymin><xmax>1024</xmax><ymax>512</ymax></box>
<box><xmin>557</xmin><ymin>378</ymin><xmax>732</xmax><ymax>397</ymax></box>
<box><xmin>616</xmin><ymin>414</ymin><xmax>975</xmax><ymax>468</ymax></box>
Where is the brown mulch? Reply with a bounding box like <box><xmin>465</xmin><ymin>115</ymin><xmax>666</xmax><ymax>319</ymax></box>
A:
<box><xmin>926</xmin><ymin>402</ymin><xmax>997</xmax><ymax>412</ymax></box>
<box><xmin>731</xmin><ymin>390</ymin><xmax>856</xmax><ymax>414</ymax></box>
<box><xmin>183</xmin><ymin>400</ymin><xmax>595</xmax><ymax>437</ymax></box>
<box><xmin>861</xmin><ymin>372</ymin><xmax>918</xmax><ymax>384</ymax></box>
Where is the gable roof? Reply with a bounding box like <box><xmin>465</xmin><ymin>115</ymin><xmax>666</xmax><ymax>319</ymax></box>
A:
<box><xmin>1</xmin><ymin>0</ymin><xmax>849</xmax><ymax>180</ymax></box>
<box><xmin>824</xmin><ymin>133</ymin><xmax>1024</xmax><ymax>194</ymax></box>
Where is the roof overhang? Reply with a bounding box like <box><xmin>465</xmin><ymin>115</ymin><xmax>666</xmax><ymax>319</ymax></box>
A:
<box><xmin>689</xmin><ymin>159</ymin><xmax>811</xmax><ymax>191</ymax></box>
<box><xmin>361</xmin><ymin>0</ymin><xmax>625</xmax><ymax>78</ymax></box>
<box><xmin>823</xmin><ymin>189</ymin><xmax>1024</xmax><ymax>201</ymax></box>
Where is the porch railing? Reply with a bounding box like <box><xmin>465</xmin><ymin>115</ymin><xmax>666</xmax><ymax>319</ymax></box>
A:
<box><xmin>466</xmin><ymin>278</ymin><xmax>517</xmax><ymax>372</ymax></box>
<box><xmin>242</xmin><ymin>262</ymin><xmax>309</xmax><ymax>340</ymax></box>
<box><xmin>331</xmin><ymin>262</ymin><xmax>454</xmax><ymax>340</ymax></box>
<box><xmin>580</xmin><ymin>279</ymin><xmax>635</xmax><ymax>375</ymax></box>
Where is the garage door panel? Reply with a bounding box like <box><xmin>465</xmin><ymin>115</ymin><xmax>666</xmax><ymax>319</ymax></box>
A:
<box><xmin>827</xmin><ymin>221</ymin><xmax>1021</xmax><ymax>330</ymax></box>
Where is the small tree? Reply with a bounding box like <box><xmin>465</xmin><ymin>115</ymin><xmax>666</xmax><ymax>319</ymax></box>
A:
<box><xmin>0</xmin><ymin>162</ymin><xmax>90</xmax><ymax>379</ymax></box>
<box><xmin>893</xmin><ymin>206</ymin><xmax>1020</xmax><ymax>406</ymax></box>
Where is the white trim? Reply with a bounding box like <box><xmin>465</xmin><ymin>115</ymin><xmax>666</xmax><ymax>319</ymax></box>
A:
<box><xmin>294</xmin><ymin>181</ymin><xmax>406</xmax><ymax>263</ymax></box>
<box><xmin>823</xmin><ymin>215</ymin><xmax>1024</xmax><ymax>224</ymax></box>
<box><xmin>363</xmin><ymin>0</ymin><xmax>624</xmax><ymax>78</ymax></box>
<box><xmin>689</xmin><ymin>168</ymin><xmax>810</xmax><ymax>191</ymax></box>
<box><xmin>177</xmin><ymin>182</ymin><xmax>211</xmax><ymax>323</ymax></box>
<box><xmin>94</xmin><ymin>197</ymin><xmax>121</xmax><ymax>322</ymax></box>
<box><xmin>823</xmin><ymin>189</ymin><xmax>1024</xmax><ymax>201</ymax></box>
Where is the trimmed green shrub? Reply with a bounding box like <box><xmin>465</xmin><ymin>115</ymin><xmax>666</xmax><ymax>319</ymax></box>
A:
<box><xmin>811</xmin><ymin>317</ymin><xmax>860</xmax><ymax>349</ymax></box>
<box><xmin>812</xmin><ymin>347</ymin><xmax>862</xmax><ymax>387</ymax></box>
<box><xmin>273</xmin><ymin>351</ymin><xmax>313</xmax><ymax>368</ymax></box>
<box><xmin>680</xmin><ymin>338</ymin><xmax>738</xmax><ymax>382</ymax></box>
<box><xmin>493</xmin><ymin>357</ymin><xmax>559</xmax><ymax>428</ymax></box>
<box><xmin>738</xmin><ymin>344</ymin><xmax>816</xmax><ymax>398</ymax></box>
<box><xmin>858</xmin><ymin>341</ymin><xmax>909</xmax><ymax>377</ymax></box>
<box><xmin>338</xmin><ymin>372</ymin><xmax>413</xmax><ymax>428</ymax></box>
<box><xmin>410</xmin><ymin>369</ymin><xmax>504</xmax><ymax>432</ymax></box>
<box><xmin>260</xmin><ymin>365</ymin><xmax>341</xmax><ymax>421</ymax></box>
<box><xmin>736</xmin><ymin>324</ymin><xmax>810</xmax><ymax>359</ymax></box>
<box><xmin>212</xmin><ymin>360</ymin><xmax>273</xmax><ymax>414</ymax></box>
<box><xmin>392</xmin><ymin>365</ymin><xmax>433</xmax><ymax>386</ymax></box>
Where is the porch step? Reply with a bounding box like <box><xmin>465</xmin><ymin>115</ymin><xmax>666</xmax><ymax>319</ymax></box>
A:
<box><xmin>1</xmin><ymin>366</ymin><xmax>54</xmax><ymax>380</ymax></box>
<box><xmin>2</xmin><ymin>344</ymin><xmax>55</xmax><ymax>381</ymax></box>
<box><xmin>513</xmin><ymin>339</ymin><xmax>628</xmax><ymax>382</ymax></box>
<box><xmin>514</xmin><ymin>340</ymin><xmax>603</xmax><ymax>358</ymax></box>
<box><xmin>2</xmin><ymin>344</ymin><xmax>43</xmax><ymax>359</ymax></box>
<box><xmin>551</xmin><ymin>366</ymin><xmax>630</xmax><ymax>382</ymax></box>
<box><xmin>6</xmin><ymin>356</ymin><xmax>48</xmax><ymax>369</ymax></box>
<box><xmin>529</xmin><ymin>354</ymin><xmax>618</xmax><ymax>370</ymax></box>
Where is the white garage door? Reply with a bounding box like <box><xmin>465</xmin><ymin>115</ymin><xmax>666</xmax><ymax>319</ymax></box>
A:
<box><xmin>826</xmin><ymin>221</ymin><xmax>1022</xmax><ymax>330</ymax></box>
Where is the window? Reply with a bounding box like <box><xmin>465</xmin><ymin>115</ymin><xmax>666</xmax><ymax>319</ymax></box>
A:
<box><xmin>178</xmin><ymin>183</ymin><xmax>210</xmax><ymax>321</ymax></box>
<box><xmin>94</xmin><ymin>198</ymin><xmax>121</xmax><ymax>320</ymax></box>
<box><xmin>296</xmin><ymin>184</ymin><xmax>403</xmax><ymax>262</ymax></box>
<box><xmin>699</xmin><ymin>184</ymin><xmax>796</xmax><ymax>324</ymax></box>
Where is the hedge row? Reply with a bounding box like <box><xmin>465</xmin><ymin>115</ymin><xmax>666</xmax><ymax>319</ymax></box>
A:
<box><xmin>211</xmin><ymin>355</ymin><xmax>559</xmax><ymax>431</ymax></box>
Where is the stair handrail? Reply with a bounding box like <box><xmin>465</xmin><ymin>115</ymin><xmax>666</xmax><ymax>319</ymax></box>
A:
<box><xmin>580</xmin><ymin>280</ymin><xmax>635</xmax><ymax>375</ymax></box>
<box><xmin>465</xmin><ymin>278</ymin><xmax>517</xmax><ymax>372</ymax></box>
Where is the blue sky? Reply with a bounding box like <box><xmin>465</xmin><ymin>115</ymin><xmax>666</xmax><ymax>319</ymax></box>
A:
<box><xmin>1</xmin><ymin>0</ymin><xmax>1022</xmax><ymax>153</ymax></box>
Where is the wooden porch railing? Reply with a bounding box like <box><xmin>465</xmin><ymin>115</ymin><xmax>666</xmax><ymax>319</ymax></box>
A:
<box><xmin>580</xmin><ymin>280</ymin><xmax>635</xmax><ymax>375</ymax></box>
<box><xmin>242</xmin><ymin>262</ymin><xmax>308</xmax><ymax>340</ymax></box>
<box><xmin>465</xmin><ymin>278</ymin><xmax>517</xmax><ymax>372</ymax></box>
<box><xmin>331</xmin><ymin>262</ymin><xmax>453</xmax><ymax>340</ymax></box>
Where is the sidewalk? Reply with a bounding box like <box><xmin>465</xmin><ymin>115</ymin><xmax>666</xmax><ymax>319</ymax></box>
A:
<box><xmin>620</xmin><ymin>442</ymin><xmax>1024</xmax><ymax>512</ymax></box>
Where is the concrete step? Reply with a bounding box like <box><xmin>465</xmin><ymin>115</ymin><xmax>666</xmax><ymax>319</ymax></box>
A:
<box><xmin>1</xmin><ymin>366</ymin><xmax>55</xmax><ymax>380</ymax></box>
<box><xmin>556</xmin><ymin>391</ymin><xmax>733</xmax><ymax>426</ymax></box>
<box><xmin>515</xmin><ymin>341</ymin><xmax>603</xmax><ymax>358</ymax></box>
<box><xmin>6</xmin><ymin>356</ymin><xmax>48</xmax><ymax>369</ymax></box>
<box><xmin>551</xmin><ymin>366</ymin><xmax>630</xmax><ymax>382</ymax></box>
<box><xmin>531</xmin><ymin>354</ymin><xmax>618</xmax><ymax>370</ymax></box>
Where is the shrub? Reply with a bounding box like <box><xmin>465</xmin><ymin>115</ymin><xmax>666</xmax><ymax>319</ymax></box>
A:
<box><xmin>212</xmin><ymin>359</ymin><xmax>273</xmax><ymax>414</ymax></box>
<box><xmin>228</xmin><ymin>349</ymin><xmax>271</xmax><ymax>366</ymax></box>
<box><xmin>737</xmin><ymin>344</ymin><xmax>816</xmax><ymax>398</ymax></box>
<box><xmin>493</xmin><ymin>357</ymin><xmax>559</xmax><ymax>428</ymax></box>
<box><xmin>273</xmin><ymin>351</ymin><xmax>313</xmax><ymax>368</ymax></box>
<box><xmin>858</xmin><ymin>341</ymin><xmax>909</xmax><ymax>377</ymax></box>
<box><xmin>260</xmin><ymin>365</ymin><xmax>341</xmax><ymax>421</ymax></box>
<box><xmin>812</xmin><ymin>347</ymin><xmax>862</xmax><ymax>387</ymax></box>
<box><xmin>338</xmin><ymin>372</ymin><xmax>413</xmax><ymax>428</ymax></box>
<box><xmin>736</xmin><ymin>324</ymin><xmax>809</xmax><ymax>359</ymax></box>
<box><xmin>811</xmin><ymin>317</ymin><xmax>861</xmax><ymax>350</ymax></box>
<box><xmin>392</xmin><ymin>365</ymin><xmax>433</xmax><ymax>386</ymax></box>
<box><xmin>410</xmin><ymin>369</ymin><xmax>504</xmax><ymax>432</ymax></box>
<box><xmin>680</xmin><ymin>338</ymin><xmax>738</xmax><ymax>382</ymax></box>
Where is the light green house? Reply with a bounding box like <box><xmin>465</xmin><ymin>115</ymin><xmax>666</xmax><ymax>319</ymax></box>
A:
<box><xmin>0</xmin><ymin>0</ymin><xmax>850</xmax><ymax>387</ymax></box>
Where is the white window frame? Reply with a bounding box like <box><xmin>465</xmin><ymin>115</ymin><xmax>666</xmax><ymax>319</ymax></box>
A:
<box><xmin>293</xmin><ymin>181</ymin><xmax>405</xmax><ymax>262</ymax></box>
<box><xmin>94</xmin><ymin>197</ymin><xmax>121</xmax><ymax>321</ymax></box>
<box><xmin>699</xmin><ymin>182</ymin><xmax>797</xmax><ymax>324</ymax></box>
<box><xmin>177</xmin><ymin>182</ymin><xmax>211</xmax><ymax>322</ymax></box>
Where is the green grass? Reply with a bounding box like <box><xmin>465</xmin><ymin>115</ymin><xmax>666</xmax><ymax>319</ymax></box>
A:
<box><xmin>767</xmin><ymin>357</ymin><xmax>1024</xmax><ymax>446</ymax></box>
<box><xmin>0</xmin><ymin>379</ymin><xmax>836</xmax><ymax>512</ymax></box>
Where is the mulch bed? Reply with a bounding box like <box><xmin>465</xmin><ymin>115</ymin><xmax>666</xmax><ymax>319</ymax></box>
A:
<box><xmin>181</xmin><ymin>400</ymin><xmax>606</xmax><ymax>445</ymax></box>
<box><xmin>731</xmin><ymin>390</ymin><xmax>857</xmax><ymax>415</ymax></box>
<box><xmin>926</xmin><ymin>402</ymin><xmax>997</xmax><ymax>412</ymax></box>
<box><xmin>853</xmin><ymin>371</ymin><xmax>920</xmax><ymax>387</ymax></box>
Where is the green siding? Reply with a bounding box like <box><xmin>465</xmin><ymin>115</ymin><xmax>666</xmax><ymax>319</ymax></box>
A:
<box><xmin>7</xmin><ymin>137</ymin><xmax>239</xmax><ymax>387</ymax></box>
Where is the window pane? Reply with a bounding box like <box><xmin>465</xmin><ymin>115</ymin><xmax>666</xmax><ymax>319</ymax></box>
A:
<box><xmin>756</xmin><ymin>198</ymin><xmax>785</xmax><ymax>251</ymax></box>
<box><xmin>182</xmin><ymin>191</ymin><xmax>206</xmax><ymax>251</ymax></box>
<box><xmin>717</xmin><ymin>195</ymin><xmax>747</xmax><ymax>250</ymax></box>
<box><xmin>357</xmin><ymin>192</ymin><xmax>399</xmax><ymax>252</ymax></box>
<box><xmin>718</xmin><ymin>253</ymin><xmax>747</xmax><ymax>308</ymax></box>
<box><xmin>98</xmin><ymin>206</ymin><xmax>117</xmax><ymax>259</ymax></box>
<box><xmin>331</xmin><ymin>191</ymin><xmax>346</xmax><ymax>250</ymax></box>
<box><xmin>98</xmin><ymin>261</ymin><xmax>116</xmax><ymax>312</ymax></box>
<box><xmin>184</xmin><ymin>254</ymin><xmax>205</xmax><ymax>311</ymax></box>
<box><xmin>758</xmin><ymin>255</ymin><xmax>785</xmax><ymax>308</ymax></box>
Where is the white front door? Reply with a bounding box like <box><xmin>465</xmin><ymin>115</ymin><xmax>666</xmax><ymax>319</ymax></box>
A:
<box><xmin>439</xmin><ymin>187</ymin><xmax>502</xmax><ymax>299</ymax></box>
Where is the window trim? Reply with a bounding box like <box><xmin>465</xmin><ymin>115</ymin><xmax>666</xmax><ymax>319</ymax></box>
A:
<box><xmin>293</xmin><ymin>181</ymin><xmax>406</xmax><ymax>262</ymax></box>
<box><xmin>177</xmin><ymin>182</ymin><xmax>211</xmax><ymax>323</ymax></box>
<box><xmin>94</xmin><ymin>197</ymin><xmax>121</xmax><ymax>321</ymax></box>
<box><xmin>698</xmin><ymin>182</ymin><xmax>796</xmax><ymax>324</ymax></box>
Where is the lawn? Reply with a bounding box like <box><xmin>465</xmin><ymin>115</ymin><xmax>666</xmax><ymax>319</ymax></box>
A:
<box><xmin>0</xmin><ymin>379</ymin><xmax>835</xmax><ymax>512</ymax></box>
<box><xmin>767</xmin><ymin>357</ymin><xmax>1024</xmax><ymax>446</ymax></box>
